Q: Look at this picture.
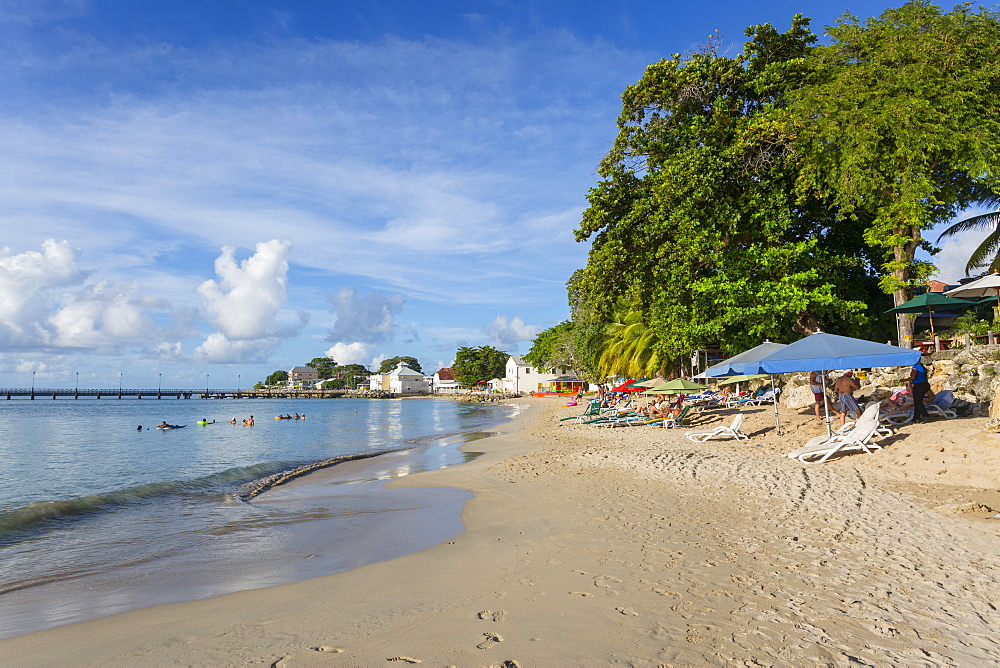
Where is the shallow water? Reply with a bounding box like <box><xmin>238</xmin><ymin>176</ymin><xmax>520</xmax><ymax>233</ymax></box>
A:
<box><xmin>0</xmin><ymin>397</ymin><xmax>512</xmax><ymax>638</ymax></box>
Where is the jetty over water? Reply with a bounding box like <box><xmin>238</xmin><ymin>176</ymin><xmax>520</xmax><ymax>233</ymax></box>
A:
<box><xmin>2</xmin><ymin>388</ymin><xmax>357</xmax><ymax>400</ymax></box>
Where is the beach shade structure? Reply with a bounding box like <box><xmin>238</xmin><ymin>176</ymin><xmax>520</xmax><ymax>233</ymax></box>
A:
<box><xmin>885</xmin><ymin>292</ymin><xmax>974</xmax><ymax>336</ymax></box>
<box><xmin>753</xmin><ymin>332</ymin><xmax>922</xmax><ymax>436</ymax></box>
<box><xmin>610</xmin><ymin>380</ymin><xmax>647</xmax><ymax>393</ymax></box>
<box><xmin>645</xmin><ymin>378</ymin><xmax>709</xmax><ymax>395</ymax></box>
<box><xmin>715</xmin><ymin>374</ymin><xmax>769</xmax><ymax>386</ymax></box>
<box><xmin>945</xmin><ymin>273</ymin><xmax>1000</xmax><ymax>320</ymax></box>
<box><xmin>703</xmin><ymin>341</ymin><xmax>788</xmax><ymax>378</ymax></box>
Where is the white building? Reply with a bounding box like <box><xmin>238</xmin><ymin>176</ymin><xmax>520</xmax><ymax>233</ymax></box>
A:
<box><xmin>367</xmin><ymin>364</ymin><xmax>430</xmax><ymax>394</ymax></box>
<box><xmin>431</xmin><ymin>368</ymin><xmax>463</xmax><ymax>393</ymax></box>
<box><xmin>495</xmin><ymin>356</ymin><xmax>578</xmax><ymax>394</ymax></box>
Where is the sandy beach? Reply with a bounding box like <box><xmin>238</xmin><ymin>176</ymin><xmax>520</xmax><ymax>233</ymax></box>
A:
<box><xmin>2</xmin><ymin>397</ymin><xmax>999</xmax><ymax>666</ymax></box>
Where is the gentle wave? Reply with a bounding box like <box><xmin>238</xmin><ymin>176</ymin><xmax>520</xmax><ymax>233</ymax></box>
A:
<box><xmin>0</xmin><ymin>461</ymin><xmax>296</xmax><ymax>540</ymax></box>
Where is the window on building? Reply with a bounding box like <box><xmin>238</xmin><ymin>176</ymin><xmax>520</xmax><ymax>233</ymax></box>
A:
<box><xmin>526</xmin><ymin>368</ymin><xmax>532</xmax><ymax>374</ymax></box>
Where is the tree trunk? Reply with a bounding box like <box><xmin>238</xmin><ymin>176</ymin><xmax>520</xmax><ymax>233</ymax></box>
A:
<box><xmin>892</xmin><ymin>225</ymin><xmax>922</xmax><ymax>346</ymax></box>
<box><xmin>990</xmin><ymin>384</ymin><xmax>1000</xmax><ymax>421</ymax></box>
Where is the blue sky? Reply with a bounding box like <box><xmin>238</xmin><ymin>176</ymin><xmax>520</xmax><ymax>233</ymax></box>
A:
<box><xmin>0</xmin><ymin>0</ymin><xmax>979</xmax><ymax>389</ymax></box>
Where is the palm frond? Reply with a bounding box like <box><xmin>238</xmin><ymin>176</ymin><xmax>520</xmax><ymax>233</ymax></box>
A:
<box><xmin>937</xmin><ymin>211</ymin><xmax>1000</xmax><ymax>242</ymax></box>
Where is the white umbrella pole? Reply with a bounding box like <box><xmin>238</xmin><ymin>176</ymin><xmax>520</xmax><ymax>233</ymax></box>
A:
<box><xmin>770</xmin><ymin>374</ymin><xmax>780</xmax><ymax>435</ymax></box>
<box><xmin>822</xmin><ymin>371</ymin><xmax>832</xmax><ymax>438</ymax></box>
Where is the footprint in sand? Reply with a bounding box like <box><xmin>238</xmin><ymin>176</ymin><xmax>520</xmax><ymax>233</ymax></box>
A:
<box><xmin>310</xmin><ymin>646</ymin><xmax>342</xmax><ymax>653</ymax></box>
<box><xmin>477</xmin><ymin>632</ymin><xmax>504</xmax><ymax>649</ymax></box>
<box><xmin>479</xmin><ymin>610</ymin><xmax>507</xmax><ymax>622</ymax></box>
<box><xmin>569</xmin><ymin>591</ymin><xmax>594</xmax><ymax>597</ymax></box>
<box><xmin>594</xmin><ymin>575</ymin><xmax>622</xmax><ymax>596</ymax></box>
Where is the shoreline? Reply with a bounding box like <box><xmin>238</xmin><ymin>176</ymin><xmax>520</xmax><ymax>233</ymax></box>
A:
<box><xmin>2</xmin><ymin>398</ymin><xmax>999</xmax><ymax>665</ymax></box>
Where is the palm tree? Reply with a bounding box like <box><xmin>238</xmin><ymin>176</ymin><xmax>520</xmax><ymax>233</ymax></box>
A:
<box><xmin>937</xmin><ymin>186</ymin><xmax>1000</xmax><ymax>274</ymax></box>
<box><xmin>592</xmin><ymin>298</ymin><xmax>663</xmax><ymax>378</ymax></box>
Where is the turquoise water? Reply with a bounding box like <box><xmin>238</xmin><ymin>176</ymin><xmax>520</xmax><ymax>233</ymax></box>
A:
<box><xmin>0</xmin><ymin>397</ymin><xmax>512</xmax><ymax>638</ymax></box>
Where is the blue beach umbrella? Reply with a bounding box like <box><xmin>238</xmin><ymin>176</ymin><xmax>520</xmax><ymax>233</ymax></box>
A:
<box><xmin>753</xmin><ymin>332</ymin><xmax>921</xmax><ymax>436</ymax></box>
<box><xmin>703</xmin><ymin>341</ymin><xmax>788</xmax><ymax>378</ymax></box>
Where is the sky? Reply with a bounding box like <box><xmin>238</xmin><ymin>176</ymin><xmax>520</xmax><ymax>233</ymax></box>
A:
<box><xmin>0</xmin><ymin>0</ymin><xmax>983</xmax><ymax>390</ymax></box>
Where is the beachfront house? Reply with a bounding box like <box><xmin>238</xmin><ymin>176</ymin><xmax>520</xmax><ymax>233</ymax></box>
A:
<box><xmin>367</xmin><ymin>364</ymin><xmax>429</xmax><ymax>394</ymax></box>
<box><xmin>287</xmin><ymin>366</ymin><xmax>319</xmax><ymax>387</ymax></box>
<box><xmin>495</xmin><ymin>356</ymin><xmax>583</xmax><ymax>395</ymax></box>
<box><xmin>431</xmin><ymin>367</ymin><xmax>463</xmax><ymax>394</ymax></box>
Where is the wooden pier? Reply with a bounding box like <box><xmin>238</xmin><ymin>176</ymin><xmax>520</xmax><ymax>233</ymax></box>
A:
<box><xmin>2</xmin><ymin>388</ymin><xmax>357</xmax><ymax>400</ymax></box>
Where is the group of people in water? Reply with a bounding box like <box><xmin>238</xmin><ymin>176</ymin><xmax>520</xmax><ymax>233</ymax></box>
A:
<box><xmin>275</xmin><ymin>413</ymin><xmax>305</xmax><ymax>419</ymax></box>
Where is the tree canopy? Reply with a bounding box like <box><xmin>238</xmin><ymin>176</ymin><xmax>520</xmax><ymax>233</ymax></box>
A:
<box><xmin>452</xmin><ymin>346</ymin><xmax>508</xmax><ymax>388</ymax></box>
<box><xmin>306</xmin><ymin>357</ymin><xmax>338</xmax><ymax>379</ymax></box>
<box><xmin>791</xmin><ymin>1</ymin><xmax>1000</xmax><ymax>337</ymax></box>
<box><xmin>264</xmin><ymin>370</ymin><xmax>288</xmax><ymax>386</ymax></box>
<box><xmin>377</xmin><ymin>356</ymin><xmax>422</xmax><ymax>374</ymax></box>
<box><xmin>553</xmin><ymin>2</ymin><xmax>1000</xmax><ymax>376</ymax></box>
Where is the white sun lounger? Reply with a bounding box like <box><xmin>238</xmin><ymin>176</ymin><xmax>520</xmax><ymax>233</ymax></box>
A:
<box><xmin>785</xmin><ymin>403</ymin><xmax>886</xmax><ymax>464</ymax></box>
<box><xmin>685</xmin><ymin>413</ymin><xmax>748</xmax><ymax>442</ymax></box>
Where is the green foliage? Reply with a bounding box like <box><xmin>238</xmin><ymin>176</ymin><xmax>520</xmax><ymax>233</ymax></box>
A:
<box><xmin>946</xmin><ymin>311</ymin><xmax>993</xmax><ymax>339</ymax></box>
<box><xmin>524</xmin><ymin>321</ymin><xmax>598</xmax><ymax>381</ymax></box>
<box><xmin>377</xmin><ymin>356</ymin><xmax>422</xmax><ymax>374</ymax></box>
<box><xmin>451</xmin><ymin>346</ymin><xmax>509</xmax><ymax>388</ymax></box>
<box><xmin>575</xmin><ymin>16</ymin><xmax>875</xmax><ymax>362</ymax></box>
<box><xmin>792</xmin><ymin>1</ymin><xmax>1000</xmax><ymax>312</ymax></box>
<box><xmin>264</xmin><ymin>370</ymin><xmax>288</xmax><ymax>386</ymax></box>
<box><xmin>326</xmin><ymin>363</ymin><xmax>370</xmax><ymax>389</ymax></box>
<box><xmin>306</xmin><ymin>357</ymin><xmax>338</xmax><ymax>379</ymax></box>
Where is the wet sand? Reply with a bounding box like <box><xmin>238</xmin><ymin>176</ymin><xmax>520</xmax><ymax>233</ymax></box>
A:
<box><xmin>2</xmin><ymin>398</ymin><xmax>999</xmax><ymax>665</ymax></box>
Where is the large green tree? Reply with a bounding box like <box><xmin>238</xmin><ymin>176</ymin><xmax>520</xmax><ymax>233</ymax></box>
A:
<box><xmin>306</xmin><ymin>357</ymin><xmax>338</xmax><ymax>379</ymax></box>
<box><xmin>264</xmin><ymin>370</ymin><xmax>288</xmax><ymax>386</ymax></box>
<box><xmin>576</xmin><ymin>17</ymin><xmax>875</xmax><ymax>363</ymax></box>
<box><xmin>378</xmin><ymin>356</ymin><xmax>422</xmax><ymax>374</ymax></box>
<box><xmin>452</xmin><ymin>346</ymin><xmax>508</xmax><ymax>388</ymax></box>
<box><xmin>792</xmin><ymin>1</ymin><xmax>1000</xmax><ymax>340</ymax></box>
<box><xmin>523</xmin><ymin>320</ymin><xmax>598</xmax><ymax>381</ymax></box>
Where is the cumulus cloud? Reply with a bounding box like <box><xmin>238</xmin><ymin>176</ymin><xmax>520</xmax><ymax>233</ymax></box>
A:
<box><xmin>48</xmin><ymin>280</ymin><xmax>156</xmax><ymax>349</ymax></box>
<box><xmin>192</xmin><ymin>332</ymin><xmax>280</xmax><ymax>365</ymax></box>
<box><xmin>484</xmin><ymin>315</ymin><xmax>540</xmax><ymax>351</ymax></box>
<box><xmin>327</xmin><ymin>286</ymin><xmax>404</xmax><ymax>344</ymax></box>
<box><xmin>324</xmin><ymin>341</ymin><xmax>372</xmax><ymax>366</ymax></box>
<box><xmin>195</xmin><ymin>239</ymin><xmax>305</xmax><ymax>363</ymax></box>
<box><xmin>0</xmin><ymin>239</ymin><xmax>165</xmax><ymax>353</ymax></box>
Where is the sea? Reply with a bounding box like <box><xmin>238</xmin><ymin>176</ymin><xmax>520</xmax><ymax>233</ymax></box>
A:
<box><xmin>0</xmin><ymin>395</ymin><xmax>515</xmax><ymax>639</ymax></box>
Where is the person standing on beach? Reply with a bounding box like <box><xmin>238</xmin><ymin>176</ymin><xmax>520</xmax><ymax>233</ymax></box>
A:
<box><xmin>909</xmin><ymin>360</ymin><xmax>932</xmax><ymax>423</ymax></box>
<box><xmin>809</xmin><ymin>371</ymin><xmax>825</xmax><ymax>420</ymax></box>
<box><xmin>833</xmin><ymin>371</ymin><xmax>861</xmax><ymax>426</ymax></box>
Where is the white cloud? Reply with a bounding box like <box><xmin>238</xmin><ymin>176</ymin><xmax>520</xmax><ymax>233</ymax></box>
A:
<box><xmin>0</xmin><ymin>239</ymin><xmax>164</xmax><ymax>352</ymax></box>
<box><xmin>484</xmin><ymin>315</ymin><xmax>541</xmax><ymax>351</ymax></box>
<box><xmin>198</xmin><ymin>239</ymin><xmax>294</xmax><ymax>339</ymax></box>
<box><xmin>193</xmin><ymin>332</ymin><xmax>280</xmax><ymax>365</ymax></box>
<box><xmin>327</xmin><ymin>286</ymin><xmax>404</xmax><ymax>345</ymax></box>
<box><xmin>324</xmin><ymin>341</ymin><xmax>372</xmax><ymax>366</ymax></box>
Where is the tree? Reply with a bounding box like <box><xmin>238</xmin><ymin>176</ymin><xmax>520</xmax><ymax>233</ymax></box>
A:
<box><xmin>792</xmin><ymin>1</ymin><xmax>1000</xmax><ymax>340</ymax></box>
<box><xmin>264</xmin><ymin>370</ymin><xmax>288</xmax><ymax>386</ymax></box>
<box><xmin>452</xmin><ymin>346</ymin><xmax>508</xmax><ymax>388</ymax></box>
<box><xmin>306</xmin><ymin>357</ymin><xmax>338</xmax><ymax>380</ymax></box>
<box><xmin>378</xmin><ymin>356</ymin><xmax>422</xmax><ymax>374</ymax></box>
<box><xmin>327</xmin><ymin>363</ymin><xmax>370</xmax><ymax>389</ymax></box>
<box><xmin>575</xmin><ymin>17</ymin><xmax>875</xmax><ymax>362</ymax></box>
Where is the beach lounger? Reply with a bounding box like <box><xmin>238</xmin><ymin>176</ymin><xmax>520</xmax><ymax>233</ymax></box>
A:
<box><xmin>926</xmin><ymin>390</ymin><xmax>958</xmax><ymax>419</ymax></box>
<box><xmin>685</xmin><ymin>413</ymin><xmax>748</xmax><ymax>442</ymax></box>
<box><xmin>661</xmin><ymin>406</ymin><xmax>693</xmax><ymax>429</ymax></box>
<box><xmin>785</xmin><ymin>403</ymin><xmax>885</xmax><ymax>464</ymax></box>
<box><xmin>559</xmin><ymin>401</ymin><xmax>601</xmax><ymax>423</ymax></box>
